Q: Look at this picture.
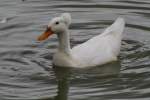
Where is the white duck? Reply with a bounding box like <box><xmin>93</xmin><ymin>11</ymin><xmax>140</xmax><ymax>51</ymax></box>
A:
<box><xmin>37</xmin><ymin>13</ymin><xmax>125</xmax><ymax>68</ymax></box>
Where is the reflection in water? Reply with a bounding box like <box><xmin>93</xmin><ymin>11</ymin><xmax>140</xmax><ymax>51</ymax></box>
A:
<box><xmin>0</xmin><ymin>18</ymin><xmax>7</xmax><ymax>23</ymax></box>
<box><xmin>53</xmin><ymin>67</ymin><xmax>71</xmax><ymax>100</ymax></box>
<box><xmin>52</xmin><ymin>61</ymin><xmax>121</xmax><ymax>100</ymax></box>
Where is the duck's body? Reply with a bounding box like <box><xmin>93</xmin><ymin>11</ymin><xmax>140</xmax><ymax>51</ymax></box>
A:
<box><xmin>38</xmin><ymin>13</ymin><xmax>125</xmax><ymax>68</ymax></box>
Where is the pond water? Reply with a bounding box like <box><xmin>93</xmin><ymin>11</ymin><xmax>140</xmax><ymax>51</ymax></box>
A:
<box><xmin>0</xmin><ymin>0</ymin><xmax>150</xmax><ymax>100</ymax></box>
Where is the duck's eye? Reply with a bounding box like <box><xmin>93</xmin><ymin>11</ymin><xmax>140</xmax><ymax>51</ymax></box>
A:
<box><xmin>55</xmin><ymin>21</ymin><xmax>59</xmax><ymax>25</ymax></box>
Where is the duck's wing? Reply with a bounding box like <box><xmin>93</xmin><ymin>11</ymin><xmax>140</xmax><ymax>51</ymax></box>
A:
<box><xmin>71</xmin><ymin>17</ymin><xmax>125</xmax><ymax>67</ymax></box>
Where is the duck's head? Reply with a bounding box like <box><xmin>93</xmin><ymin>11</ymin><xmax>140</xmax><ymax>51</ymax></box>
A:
<box><xmin>37</xmin><ymin>13</ymin><xmax>71</xmax><ymax>41</ymax></box>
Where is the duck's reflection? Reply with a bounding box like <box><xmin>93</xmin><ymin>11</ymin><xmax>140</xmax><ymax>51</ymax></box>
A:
<box><xmin>52</xmin><ymin>61</ymin><xmax>121</xmax><ymax>100</ymax></box>
<box><xmin>53</xmin><ymin>66</ymin><xmax>71</xmax><ymax>100</ymax></box>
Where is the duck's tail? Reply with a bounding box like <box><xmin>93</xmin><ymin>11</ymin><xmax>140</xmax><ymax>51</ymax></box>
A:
<box><xmin>101</xmin><ymin>17</ymin><xmax>125</xmax><ymax>36</ymax></box>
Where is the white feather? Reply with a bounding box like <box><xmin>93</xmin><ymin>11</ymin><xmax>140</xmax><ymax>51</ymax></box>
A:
<box><xmin>45</xmin><ymin>13</ymin><xmax>125</xmax><ymax>68</ymax></box>
<box><xmin>72</xmin><ymin>17</ymin><xmax>125</xmax><ymax>67</ymax></box>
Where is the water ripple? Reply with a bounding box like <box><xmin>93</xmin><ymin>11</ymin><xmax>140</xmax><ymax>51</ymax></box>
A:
<box><xmin>0</xmin><ymin>0</ymin><xmax>150</xmax><ymax>100</ymax></box>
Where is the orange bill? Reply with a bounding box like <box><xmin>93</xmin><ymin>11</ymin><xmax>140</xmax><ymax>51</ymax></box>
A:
<box><xmin>37</xmin><ymin>27</ymin><xmax>53</xmax><ymax>41</ymax></box>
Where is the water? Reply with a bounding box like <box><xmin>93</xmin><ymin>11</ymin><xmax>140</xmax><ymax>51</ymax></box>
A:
<box><xmin>0</xmin><ymin>0</ymin><xmax>150</xmax><ymax>100</ymax></box>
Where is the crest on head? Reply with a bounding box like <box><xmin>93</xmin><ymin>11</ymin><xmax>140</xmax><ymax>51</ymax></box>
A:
<box><xmin>37</xmin><ymin>13</ymin><xmax>72</xmax><ymax>41</ymax></box>
<box><xmin>61</xmin><ymin>13</ymin><xmax>71</xmax><ymax>26</ymax></box>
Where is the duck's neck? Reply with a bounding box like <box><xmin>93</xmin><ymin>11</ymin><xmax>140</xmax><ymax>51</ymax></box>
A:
<box><xmin>57</xmin><ymin>29</ymin><xmax>71</xmax><ymax>54</ymax></box>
